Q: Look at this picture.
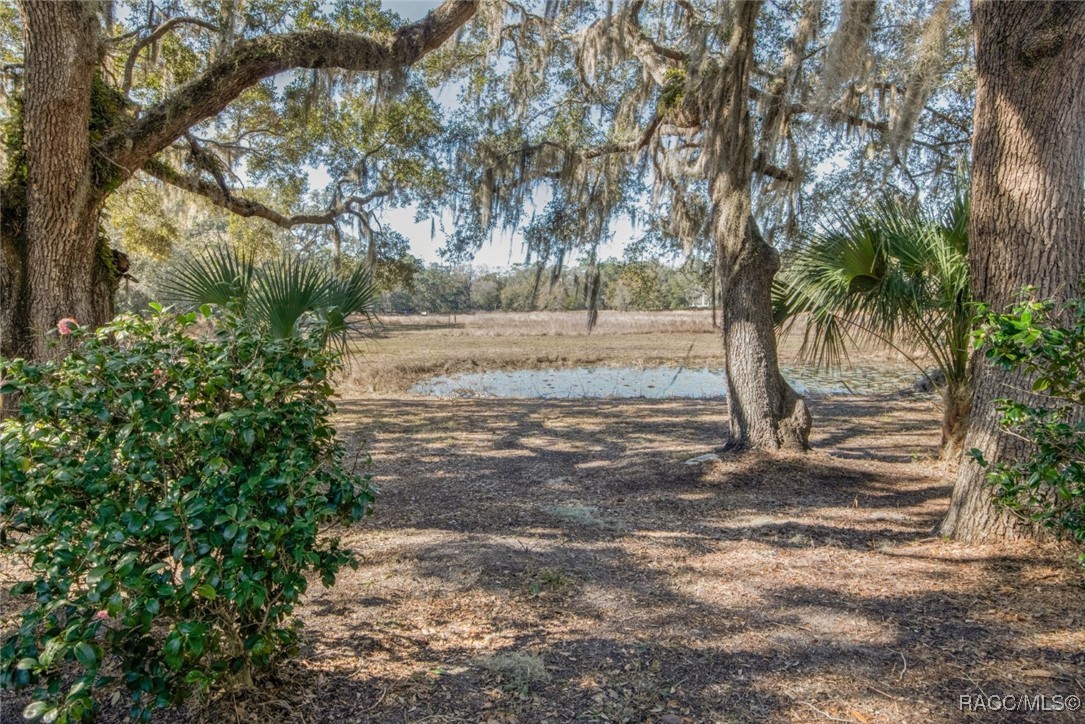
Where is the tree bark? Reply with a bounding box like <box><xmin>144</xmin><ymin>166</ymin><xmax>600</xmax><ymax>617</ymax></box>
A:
<box><xmin>940</xmin><ymin>381</ymin><xmax>970</xmax><ymax>461</ymax></box>
<box><xmin>939</xmin><ymin>0</ymin><xmax>1085</xmax><ymax>541</ymax></box>
<box><xmin>4</xmin><ymin>1</ymin><xmax>111</xmax><ymax>361</ymax></box>
<box><xmin>707</xmin><ymin>0</ymin><xmax>811</xmax><ymax>452</ymax></box>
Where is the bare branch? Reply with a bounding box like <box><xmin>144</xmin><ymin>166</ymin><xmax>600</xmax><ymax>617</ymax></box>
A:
<box><xmin>142</xmin><ymin>160</ymin><xmax>388</xmax><ymax>228</ymax></box>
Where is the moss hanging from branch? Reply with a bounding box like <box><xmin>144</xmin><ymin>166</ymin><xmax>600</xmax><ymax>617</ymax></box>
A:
<box><xmin>817</xmin><ymin>0</ymin><xmax>877</xmax><ymax>110</ymax></box>
<box><xmin>889</xmin><ymin>0</ymin><xmax>955</xmax><ymax>156</ymax></box>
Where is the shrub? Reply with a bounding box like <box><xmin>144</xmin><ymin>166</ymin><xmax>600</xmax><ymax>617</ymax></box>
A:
<box><xmin>0</xmin><ymin>307</ymin><xmax>373</xmax><ymax>721</ymax></box>
<box><xmin>972</xmin><ymin>294</ymin><xmax>1085</xmax><ymax>562</ymax></box>
<box><xmin>773</xmin><ymin>192</ymin><xmax>972</xmax><ymax>453</ymax></box>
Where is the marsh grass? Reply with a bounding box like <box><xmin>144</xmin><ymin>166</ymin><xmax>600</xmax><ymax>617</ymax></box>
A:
<box><xmin>373</xmin><ymin>310</ymin><xmax>715</xmax><ymax>336</ymax></box>
<box><xmin>339</xmin><ymin>310</ymin><xmax>928</xmax><ymax>396</ymax></box>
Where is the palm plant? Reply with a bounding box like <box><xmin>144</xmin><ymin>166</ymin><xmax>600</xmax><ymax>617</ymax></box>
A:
<box><xmin>773</xmin><ymin>193</ymin><xmax>971</xmax><ymax>455</ymax></box>
<box><xmin>165</xmin><ymin>246</ymin><xmax>377</xmax><ymax>352</ymax></box>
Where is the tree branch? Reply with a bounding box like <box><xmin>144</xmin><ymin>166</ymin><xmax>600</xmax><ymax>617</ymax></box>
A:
<box><xmin>623</xmin><ymin>0</ymin><xmax>687</xmax><ymax>84</ymax></box>
<box><xmin>753</xmin><ymin>154</ymin><xmax>794</xmax><ymax>183</ymax></box>
<box><xmin>102</xmin><ymin>0</ymin><xmax>478</xmax><ymax>175</ymax></box>
<box><xmin>142</xmin><ymin>160</ymin><xmax>386</xmax><ymax>228</ymax></box>
<box><xmin>628</xmin><ymin>0</ymin><xmax>689</xmax><ymax>63</ymax></box>
<box><xmin>748</xmin><ymin>85</ymin><xmax>891</xmax><ymax>133</ymax></box>
<box><xmin>584</xmin><ymin>113</ymin><xmax>664</xmax><ymax>158</ymax></box>
<box><xmin>122</xmin><ymin>16</ymin><xmax>223</xmax><ymax>94</ymax></box>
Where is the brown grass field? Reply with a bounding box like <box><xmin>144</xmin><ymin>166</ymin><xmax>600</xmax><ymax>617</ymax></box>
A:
<box><xmin>3</xmin><ymin>311</ymin><xmax>1083</xmax><ymax>723</ymax></box>
<box><xmin>341</xmin><ymin>310</ymin><xmax>926</xmax><ymax>396</ymax></box>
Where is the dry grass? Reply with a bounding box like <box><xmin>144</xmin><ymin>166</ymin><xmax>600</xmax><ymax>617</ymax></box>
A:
<box><xmin>26</xmin><ymin>394</ymin><xmax>1080</xmax><ymax>723</ymax></box>
<box><xmin>342</xmin><ymin>311</ymin><xmax>928</xmax><ymax>396</ymax></box>
<box><xmin>376</xmin><ymin>310</ymin><xmax>717</xmax><ymax>337</ymax></box>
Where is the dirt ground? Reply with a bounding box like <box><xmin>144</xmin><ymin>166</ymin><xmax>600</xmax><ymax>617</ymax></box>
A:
<box><xmin>3</xmin><ymin>315</ymin><xmax>1084</xmax><ymax>722</ymax></box>
<box><xmin>272</xmin><ymin>395</ymin><xmax>1081</xmax><ymax>724</ymax></box>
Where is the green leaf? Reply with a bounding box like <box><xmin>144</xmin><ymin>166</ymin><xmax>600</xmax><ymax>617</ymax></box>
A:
<box><xmin>85</xmin><ymin>567</ymin><xmax>109</xmax><ymax>584</ymax></box>
<box><xmin>163</xmin><ymin>637</ymin><xmax>183</xmax><ymax>670</ymax></box>
<box><xmin>16</xmin><ymin>657</ymin><xmax>38</xmax><ymax>670</ymax></box>
<box><xmin>23</xmin><ymin>701</ymin><xmax>49</xmax><ymax>721</ymax></box>
<box><xmin>196</xmin><ymin>584</ymin><xmax>217</xmax><ymax>601</ymax></box>
<box><xmin>73</xmin><ymin>642</ymin><xmax>97</xmax><ymax>668</ymax></box>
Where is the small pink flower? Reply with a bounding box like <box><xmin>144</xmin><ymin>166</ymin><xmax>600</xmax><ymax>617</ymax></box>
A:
<box><xmin>153</xmin><ymin>368</ymin><xmax>163</xmax><ymax>376</ymax></box>
<box><xmin>95</xmin><ymin>610</ymin><xmax>110</xmax><ymax>621</ymax></box>
<box><xmin>57</xmin><ymin>318</ymin><xmax>79</xmax><ymax>336</ymax></box>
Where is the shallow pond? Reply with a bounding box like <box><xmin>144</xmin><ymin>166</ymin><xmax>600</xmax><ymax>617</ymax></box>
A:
<box><xmin>410</xmin><ymin>365</ymin><xmax>920</xmax><ymax>399</ymax></box>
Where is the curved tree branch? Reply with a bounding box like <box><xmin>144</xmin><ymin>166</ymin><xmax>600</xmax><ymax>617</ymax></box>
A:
<box><xmin>123</xmin><ymin>16</ymin><xmax>223</xmax><ymax>94</ymax></box>
<box><xmin>627</xmin><ymin>0</ymin><xmax>689</xmax><ymax>63</ymax></box>
<box><xmin>623</xmin><ymin>0</ymin><xmax>686</xmax><ymax>84</ymax></box>
<box><xmin>101</xmin><ymin>0</ymin><xmax>478</xmax><ymax>176</ymax></box>
<box><xmin>142</xmin><ymin>160</ymin><xmax>388</xmax><ymax>228</ymax></box>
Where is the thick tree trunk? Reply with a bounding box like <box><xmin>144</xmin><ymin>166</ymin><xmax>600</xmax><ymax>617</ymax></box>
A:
<box><xmin>2</xmin><ymin>1</ymin><xmax>113</xmax><ymax>361</ymax></box>
<box><xmin>707</xmin><ymin>0</ymin><xmax>810</xmax><ymax>452</ymax></box>
<box><xmin>718</xmin><ymin>219</ymin><xmax>811</xmax><ymax>451</ymax></box>
<box><xmin>939</xmin><ymin>0</ymin><xmax>1085</xmax><ymax>542</ymax></box>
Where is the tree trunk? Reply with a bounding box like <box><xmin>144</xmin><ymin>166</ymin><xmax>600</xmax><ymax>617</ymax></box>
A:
<box><xmin>939</xmin><ymin>381</ymin><xmax>970</xmax><ymax>461</ymax></box>
<box><xmin>2</xmin><ymin>1</ymin><xmax>114</xmax><ymax>362</ymax></box>
<box><xmin>718</xmin><ymin>219</ymin><xmax>811</xmax><ymax>451</ymax></box>
<box><xmin>707</xmin><ymin>0</ymin><xmax>810</xmax><ymax>452</ymax></box>
<box><xmin>939</xmin><ymin>0</ymin><xmax>1085</xmax><ymax>541</ymax></box>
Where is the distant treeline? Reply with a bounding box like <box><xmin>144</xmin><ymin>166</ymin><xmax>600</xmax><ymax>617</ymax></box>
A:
<box><xmin>377</xmin><ymin>258</ymin><xmax>713</xmax><ymax>314</ymax></box>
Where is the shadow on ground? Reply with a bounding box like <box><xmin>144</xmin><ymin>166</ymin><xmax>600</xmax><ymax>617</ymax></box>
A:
<box><xmin>6</xmin><ymin>396</ymin><xmax>1081</xmax><ymax>723</ymax></box>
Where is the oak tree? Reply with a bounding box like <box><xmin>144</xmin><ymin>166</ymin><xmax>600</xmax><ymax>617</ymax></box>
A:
<box><xmin>940</xmin><ymin>0</ymin><xmax>1085</xmax><ymax>542</ymax></box>
<box><xmin>0</xmin><ymin>0</ymin><xmax>478</xmax><ymax>361</ymax></box>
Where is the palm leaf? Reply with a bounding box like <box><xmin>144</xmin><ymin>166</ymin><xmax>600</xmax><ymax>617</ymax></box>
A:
<box><xmin>163</xmin><ymin>246</ymin><xmax>255</xmax><ymax>314</ymax></box>
<box><xmin>164</xmin><ymin>244</ymin><xmax>376</xmax><ymax>351</ymax></box>
<box><xmin>317</xmin><ymin>262</ymin><xmax>378</xmax><ymax>352</ymax></box>
<box><xmin>250</xmin><ymin>255</ymin><xmax>329</xmax><ymax>340</ymax></box>
<box><xmin>774</xmin><ymin>190</ymin><xmax>972</xmax><ymax>391</ymax></box>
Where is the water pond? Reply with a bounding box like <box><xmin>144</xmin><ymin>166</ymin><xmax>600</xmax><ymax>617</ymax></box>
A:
<box><xmin>410</xmin><ymin>365</ymin><xmax>919</xmax><ymax>399</ymax></box>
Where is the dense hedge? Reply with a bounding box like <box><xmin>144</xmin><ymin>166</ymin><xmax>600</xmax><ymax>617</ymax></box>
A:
<box><xmin>1</xmin><ymin>309</ymin><xmax>373</xmax><ymax>721</ymax></box>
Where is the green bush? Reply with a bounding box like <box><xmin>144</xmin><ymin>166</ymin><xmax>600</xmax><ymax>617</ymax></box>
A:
<box><xmin>972</xmin><ymin>294</ymin><xmax>1085</xmax><ymax>562</ymax></box>
<box><xmin>0</xmin><ymin>307</ymin><xmax>373</xmax><ymax>721</ymax></box>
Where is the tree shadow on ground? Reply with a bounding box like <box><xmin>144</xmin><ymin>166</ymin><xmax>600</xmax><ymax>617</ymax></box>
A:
<box><xmin>13</xmin><ymin>395</ymin><xmax>1080</xmax><ymax>723</ymax></box>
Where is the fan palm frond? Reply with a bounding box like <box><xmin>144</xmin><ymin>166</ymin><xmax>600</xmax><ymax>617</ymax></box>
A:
<box><xmin>163</xmin><ymin>246</ymin><xmax>255</xmax><ymax>314</ymax></box>
<box><xmin>165</xmin><ymin>246</ymin><xmax>376</xmax><ymax>351</ymax></box>
<box><xmin>317</xmin><ymin>262</ymin><xmax>378</xmax><ymax>353</ymax></box>
<box><xmin>774</xmin><ymin>192</ymin><xmax>972</xmax><ymax>452</ymax></box>
<box><xmin>251</xmin><ymin>254</ymin><xmax>330</xmax><ymax>340</ymax></box>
